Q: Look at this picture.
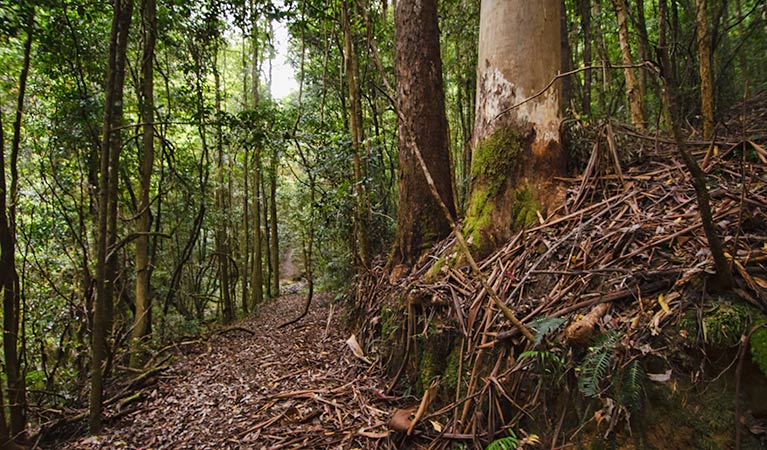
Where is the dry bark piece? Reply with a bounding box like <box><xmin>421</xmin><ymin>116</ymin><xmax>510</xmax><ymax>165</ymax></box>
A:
<box><xmin>565</xmin><ymin>303</ymin><xmax>610</xmax><ymax>346</ymax></box>
<box><xmin>388</xmin><ymin>406</ymin><xmax>418</xmax><ymax>433</ymax></box>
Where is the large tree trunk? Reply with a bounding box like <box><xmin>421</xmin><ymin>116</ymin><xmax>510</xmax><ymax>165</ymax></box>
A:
<box><xmin>612</xmin><ymin>0</ymin><xmax>646</xmax><ymax>130</ymax></box>
<box><xmin>90</xmin><ymin>0</ymin><xmax>133</xmax><ymax>432</ymax></box>
<box><xmin>392</xmin><ymin>0</ymin><xmax>456</xmax><ymax>266</ymax></box>
<box><xmin>130</xmin><ymin>0</ymin><xmax>156</xmax><ymax>369</ymax></box>
<box><xmin>464</xmin><ymin>0</ymin><xmax>565</xmax><ymax>258</ymax></box>
<box><xmin>696</xmin><ymin>0</ymin><xmax>715</xmax><ymax>138</ymax></box>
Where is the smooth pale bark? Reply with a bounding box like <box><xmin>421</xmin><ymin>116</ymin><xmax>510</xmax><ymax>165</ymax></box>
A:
<box><xmin>465</xmin><ymin>0</ymin><xmax>565</xmax><ymax>257</ymax></box>
<box><xmin>696</xmin><ymin>0</ymin><xmax>715</xmax><ymax>138</ymax></box>
<box><xmin>130</xmin><ymin>0</ymin><xmax>157</xmax><ymax>369</ymax></box>
<box><xmin>612</xmin><ymin>0</ymin><xmax>646</xmax><ymax>130</ymax></box>
<box><xmin>91</xmin><ymin>0</ymin><xmax>133</xmax><ymax>432</ymax></box>
<box><xmin>392</xmin><ymin>0</ymin><xmax>456</xmax><ymax>265</ymax></box>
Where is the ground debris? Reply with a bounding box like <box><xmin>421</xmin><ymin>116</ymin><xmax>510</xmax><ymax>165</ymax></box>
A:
<box><xmin>50</xmin><ymin>294</ymin><xmax>401</xmax><ymax>450</ymax></box>
<box><xmin>355</xmin><ymin>114</ymin><xmax>767</xmax><ymax>447</ymax></box>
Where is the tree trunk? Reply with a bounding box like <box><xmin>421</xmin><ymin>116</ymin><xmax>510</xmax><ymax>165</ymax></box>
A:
<box><xmin>130</xmin><ymin>0</ymin><xmax>156</xmax><ymax>369</ymax></box>
<box><xmin>464</xmin><ymin>0</ymin><xmax>565</xmax><ymax>258</ymax></box>
<box><xmin>0</xmin><ymin>16</ymin><xmax>34</xmax><ymax>444</ymax></box>
<box><xmin>392</xmin><ymin>0</ymin><xmax>456</xmax><ymax>266</ymax></box>
<box><xmin>580</xmin><ymin>0</ymin><xmax>592</xmax><ymax>116</ymax></box>
<box><xmin>213</xmin><ymin>54</ymin><xmax>234</xmax><ymax>324</ymax></box>
<box><xmin>250</xmin><ymin>22</ymin><xmax>264</xmax><ymax>309</ymax></box>
<box><xmin>658</xmin><ymin>0</ymin><xmax>732</xmax><ymax>290</ymax></box>
<box><xmin>262</xmin><ymin>170</ymin><xmax>271</xmax><ymax>298</ymax></box>
<box><xmin>90</xmin><ymin>0</ymin><xmax>133</xmax><ymax>432</ymax></box>
<box><xmin>269</xmin><ymin>151</ymin><xmax>279</xmax><ymax>297</ymax></box>
<box><xmin>612</xmin><ymin>0</ymin><xmax>646</xmax><ymax>130</ymax></box>
<box><xmin>696</xmin><ymin>0</ymin><xmax>715</xmax><ymax>138</ymax></box>
<box><xmin>341</xmin><ymin>0</ymin><xmax>370</xmax><ymax>268</ymax></box>
<box><xmin>633</xmin><ymin>0</ymin><xmax>650</xmax><ymax>105</ymax></box>
<box><xmin>560</xmin><ymin>0</ymin><xmax>573</xmax><ymax>111</ymax></box>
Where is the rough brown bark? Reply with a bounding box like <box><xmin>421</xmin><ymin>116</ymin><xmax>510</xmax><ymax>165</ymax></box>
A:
<box><xmin>130</xmin><ymin>0</ymin><xmax>156</xmax><ymax>369</ymax></box>
<box><xmin>696</xmin><ymin>0</ymin><xmax>715</xmax><ymax>138</ymax></box>
<box><xmin>465</xmin><ymin>0</ymin><xmax>565</xmax><ymax>257</ymax></box>
<box><xmin>392</xmin><ymin>0</ymin><xmax>456</xmax><ymax>266</ymax></box>
<box><xmin>612</xmin><ymin>0</ymin><xmax>646</xmax><ymax>130</ymax></box>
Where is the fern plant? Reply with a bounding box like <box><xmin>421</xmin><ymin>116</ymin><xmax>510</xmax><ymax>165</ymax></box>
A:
<box><xmin>485</xmin><ymin>431</ymin><xmax>520</xmax><ymax>450</ymax></box>
<box><xmin>614</xmin><ymin>359</ymin><xmax>645</xmax><ymax>412</ymax></box>
<box><xmin>485</xmin><ymin>430</ymin><xmax>540</xmax><ymax>450</ymax></box>
<box><xmin>577</xmin><ymin>331</ymin><xmax>622</xmax><ymax>398</ymax></box>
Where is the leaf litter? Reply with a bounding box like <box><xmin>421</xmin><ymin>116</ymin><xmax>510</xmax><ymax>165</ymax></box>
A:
<box><xmin>52</xmin><ymin>293</ymin><xmax>401</xmax><ymax>449</ymax></box>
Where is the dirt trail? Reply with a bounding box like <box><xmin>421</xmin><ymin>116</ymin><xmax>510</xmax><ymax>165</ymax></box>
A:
<box><xmin>58</xmin><ymin>294</ymin><xmax>398</xmax><ymax>450</ymax></box>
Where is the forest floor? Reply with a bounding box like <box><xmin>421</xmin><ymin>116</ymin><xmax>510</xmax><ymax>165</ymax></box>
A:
<box><xmin>53</xmin><ymin>293</ymin><xmax>400</xmax><ymax>450</ymax></box>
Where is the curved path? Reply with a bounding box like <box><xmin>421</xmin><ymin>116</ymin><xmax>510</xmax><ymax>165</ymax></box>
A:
<box><xmin>59</xmin><ymin>294</ymin><xmax>398</xmax><ymax>449</ymax></box>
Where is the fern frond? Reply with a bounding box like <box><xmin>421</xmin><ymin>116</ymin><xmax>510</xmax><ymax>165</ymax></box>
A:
<box><xmin>577</xmin><ymin>331</ymin><xmax>621</xmax><ymax>397</ymax></box>
<box><xmin>617</xmin><ymin>360</ymin><xmax>645</xmax><ymax>412</ymax></box>
<box><xmin>530</xmin><ymin>317</ymin><xmax>566</xmax><ymax>345</ymax></box>
<box><xmin>485</xmin><ymin>430</ymin><xmax>520</xmax><ymax>450</ymax></box>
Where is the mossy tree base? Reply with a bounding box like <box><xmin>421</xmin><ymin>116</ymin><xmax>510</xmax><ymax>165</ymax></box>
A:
<box><xmin>463</xmin><ymin>125</ymin><xmax>565</xmax><ymax>258</ymax></box>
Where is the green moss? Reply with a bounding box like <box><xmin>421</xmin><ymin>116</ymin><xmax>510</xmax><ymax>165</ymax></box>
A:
<box><xmin>417</xmin><ymin>346</ymin><xmax>436</xmax><ymax>394</ymax></box>
<box><xmin>463</xmin><ymin>128</ymin><xmax>523</xmax><ymax>252</ymax></box>
<box><xmin>443</xmin><ymin>345</ymin><xmax>464</xmax><ymax>392</ymax></box>
<box><xmin>424</xmin><ymin>255</ymin><xmax>447</xmax><ymax>282</ymax></box>
<box><xmin>679</xmin><ymin>301</ymin><xmax>754</xmax><ymax>346</ymax></box>
<box><xmin>750</xmin><ymin>325</ymin><xmax>767</xmax><ymax>377</ymax></box>
<box><xmin>510</xmin><ymin>185</ymin><xmax>541</xmax><ymax>228</ymax></box>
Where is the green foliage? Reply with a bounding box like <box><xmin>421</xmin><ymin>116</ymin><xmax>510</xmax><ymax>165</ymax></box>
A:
<box><xmin>577</xmin><ymin>331</ymin><xmax>622</xmax><ymax>398</ymax></box>
<box><xmin>679</xmin><ymin>301</ymin><xmax>764</xmax><ymax>347</ymax></box>
<box><xmin>485</xmin><ymin>430</ymin><xmax>540</xmax><ymax>450</ymax></box>
<box><xmin>750</xmin><ymin>326</ymin><xmax>767</xmax><ymax>378</ymax></box>
<box><xmin>530</xmin><ymin>317</ymin><xmax>565</xmax><ymax>345</ymax></box>
<box><xmin>615</xmin><ymin>360</ymin><xmax>645</xmax><ymax>412</ymax></box>
<box><xmin>485</xmin><ymin>430</ymin><xmax>521</xmax><ymax>450</ymax></box>
<box><xmin>519</xmin><ymin>350</ymin><xmax>566</xmax><ymax>378</ymax></box>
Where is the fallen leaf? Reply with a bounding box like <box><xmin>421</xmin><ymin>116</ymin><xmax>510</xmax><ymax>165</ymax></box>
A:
<box><xmin>346</xmin><ymin>334</ymin><xmax>372</xmax><ymax>364</ymax></box>
<box><xmin>658</xmin><ymin>294</ymin><xmax>670</xmax><ymax>314</ymax></box>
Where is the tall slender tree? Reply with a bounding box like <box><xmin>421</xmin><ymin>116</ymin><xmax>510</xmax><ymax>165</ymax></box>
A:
<box><xmin>90</xmin><ymin>0</ymin><xmax>134</xmax><ymax>432</ymax></box>
<box><xmin>696</xmin><ymin>0</ymin><xmax>715</xmax><ymax>138</ymax></box>
<box><xmin>130</xmin><ymin>0</ymin><xmax>157</xmax><ymax>369</ymax></box>
<box><xmin>612</xmin><ymin>0</ymin><xmax>646</xmax><ymax>130</ymax></box>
